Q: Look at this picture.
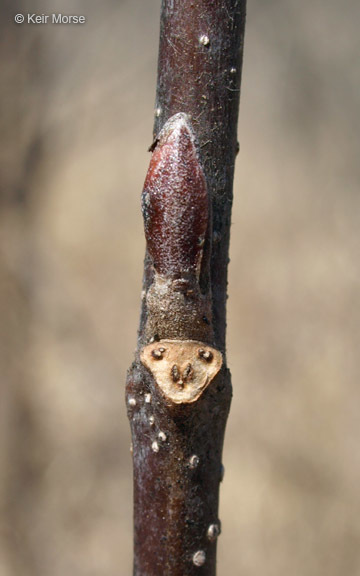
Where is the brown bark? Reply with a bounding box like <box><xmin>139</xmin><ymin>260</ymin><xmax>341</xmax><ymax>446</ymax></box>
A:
<box><xmin>126</xmin><ymin>1</ymin><xmax>246</xmax><ymax>574</ymax></box>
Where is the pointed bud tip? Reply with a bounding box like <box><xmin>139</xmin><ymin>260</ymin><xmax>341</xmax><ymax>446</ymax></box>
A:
<box><xmin>157</xmin><ymin>113</ymin><xmax>193</xmax><ymax>147</ymax></box>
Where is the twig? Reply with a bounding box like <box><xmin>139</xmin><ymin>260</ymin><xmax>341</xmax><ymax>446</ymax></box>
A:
<box><xmin>126</xmin><ymin>1</ymin><xmax>246</xmax><ymax>574</ymax></box>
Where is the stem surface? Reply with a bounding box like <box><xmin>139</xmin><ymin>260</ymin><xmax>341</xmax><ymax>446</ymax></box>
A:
<box><xmin>126</xmin><ymin>2</ymin><xmax>246</xmax><ymax>575</ymax></box>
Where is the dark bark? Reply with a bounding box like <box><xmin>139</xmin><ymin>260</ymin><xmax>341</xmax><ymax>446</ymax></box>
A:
<box><xmin>126</xmin><ymin>1</ymin><xmax>246</xmax><ymax>574</ymax></box>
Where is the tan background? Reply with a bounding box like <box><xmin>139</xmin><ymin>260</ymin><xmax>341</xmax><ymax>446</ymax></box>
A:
<box><xmin>1</xmin><ymin>1</ymin><xmax>359</xmax><ymax>575</ymax></box>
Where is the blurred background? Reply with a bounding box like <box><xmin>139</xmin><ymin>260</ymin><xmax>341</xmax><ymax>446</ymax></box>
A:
<box><xmin>1</xmin><ymin>0</ymin><xmax>359</xmax><ymax>575</ymax></box>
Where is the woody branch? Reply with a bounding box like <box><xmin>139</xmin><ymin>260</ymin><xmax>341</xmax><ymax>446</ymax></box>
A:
<box><xmin>126</xmin><ymin>1</ymin><xmax>246</xmax><ymax>575</ymax></box>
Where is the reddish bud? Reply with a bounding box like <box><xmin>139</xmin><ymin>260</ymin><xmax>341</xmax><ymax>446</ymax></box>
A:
<box><xmin>142</xmin><ymin>113</ymin><xmax>208</xmax><ymax>279</ymax></box>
